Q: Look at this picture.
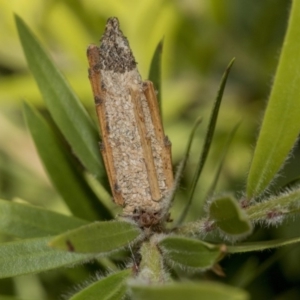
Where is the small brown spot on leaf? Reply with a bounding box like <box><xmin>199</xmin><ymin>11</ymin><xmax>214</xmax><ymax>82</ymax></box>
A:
<box><xmin>66</xmin><ymin>240</ymin><xmax>75</xmax><ymax>252</ymax></box>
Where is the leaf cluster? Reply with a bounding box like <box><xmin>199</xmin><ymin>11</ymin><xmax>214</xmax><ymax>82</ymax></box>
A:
<box><xmin>1</xmin><ymin>2</ymin><xmax>300</xmax><ymax>298</ymax></box>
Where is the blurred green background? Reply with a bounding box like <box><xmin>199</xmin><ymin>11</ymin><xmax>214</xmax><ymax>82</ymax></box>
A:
<box><xmin>1</xmin><ymin>0</ymin><xmax>300</xmax><ymax>299</ymax></box>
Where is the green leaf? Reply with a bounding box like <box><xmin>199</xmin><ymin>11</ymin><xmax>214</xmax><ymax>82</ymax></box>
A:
<box><xmin>158</xmin><ymin>236</ymin><xmax>223</xmax><ymax>270</ymax></box>
<box><xmin>247</xmin><ymin>0</ymin><xmax>300</xmax><ymax>198</ymax></box>
<box><xmin>0</xmin><ymin>237</ymin><xmax>93</xmax><ymax>278</ymax></box>
<box><xmin>227</xmin><ymin>236</ymin><xmax>300</xmax><ymax>253</ymax></box>
<box><xmin>70</xmin><ymin>269</ymin><xmax>131</xmax><ymax>300</ymax></box>
<box><xmin>130</xmin><ymin>282</ymin><xmax>249</xmax><ymax>300</ymax></box>
<box><xmin>0</xmin><ymin>199</ymin><xmax>87</xmax><ymax>238</ymax></box>
<box><xmin>0</xmin><ymin>296</ymin><xmax>22</xmax><ymax>300</ymax></box>
<box><xmin>49</xmin><ymin>221</ymin><xmax>141</xmax><ymax>253</ymax></box>
<box><xmin>206</xmin><ymin>122</ymin><xmax>240</xmax><ymax>199</ymax></box>
<box><xmin>15</xmin><ymin>15</ymin><xmax>105</xmax><ymax>181</ymax></box>
<box><xmin>245</xmin><ymin>187</ymin><xmax>300</xmax><ymax>225</ymax></box>
<box><xmin>209</xmin><ymin>196</ymin><xmax>252</xmax><ymax>236</ymax></box>
<box><xmin>178</xmin><ymin>58</ymin><xmax>235</xmax><ymax>224</ymax></box>
<box><xmin>148</xmin><ymin>39</ymin><xmax>163</xmax><ymax>112</ymax></box>
<box><xmin>23</xmin><ymin>102</ymin><xmax>111</xmax><ymax>221</ymax></box>
<box><xmin>169</xmin><ymin>117</ymin><xmax>202</xmax><ymax>214</ymax></box>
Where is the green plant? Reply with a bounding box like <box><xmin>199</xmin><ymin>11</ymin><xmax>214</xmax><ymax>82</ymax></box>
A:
<box><xmin>1</xmin><ymin>1</ymin><xmax>300</xmax><ymax>299</ymax></box>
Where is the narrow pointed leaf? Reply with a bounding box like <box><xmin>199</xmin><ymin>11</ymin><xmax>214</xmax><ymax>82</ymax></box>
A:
<box><xmin>49</xmin><ymin>221</ymin><xmax>141</xmax><ymax>253</ymax></box>
<box><xmin>180</xmin><ymin>117</ymin><xmax>203</xmax><ymax>175</ymax></box>
<box><xmin>158</xmin><ymin>236</ymin><xmax>223</xmax><ymax>270</ymax></box>
<box><xmin>70</xmin><ymin>269</ymin><xmax>131</xmax><ymax>300</ymax></box>
<box><xmin>179</xmin><ymin>58</ymin><xmax>235</xmax><ymax>224</ymax></box>
<box><xmin>227</xmin><ymin>236</ymin><xmax>300</xmax><ymax>253</ymax></box>
<box><xmin>0</xmin><ymin>199</ymin><xmax>87</xmax><ymax>238</ymax></box>
<box><xmin>0</xmin><ymin>296</ymin><xmax>22</xmax><ymax>300</ymax></box>
<box><xmin>246</xmin><ymin>187</ymin><xmax>300</xmax><ymax>224</ymax></box>
<box><xmin>148</xmin><ymin>39</ymin><xmax>163</xmax><ymax>111</ymax></box>
<box><xmin>209</xmin><ymin>196</ymin><xmax>252</xmax><ymax>236</ymax></box>
<box><xmin>15</xmin><ymin>15</ymin><xmax>105</xmax><ymax>181</ymax></box>
<box><xmin>169</xmin><ymin>117</ymin><xmax>202</xmax><ymax>213</ymax></box>
<box><xmin>130</xmin><ymin>282</ymin><xmax>249</xmax><ymax>300</ymax></box>
<box><xmin>206</xmin><ymin>122</ymin><xmax>240</xmax><ymax>199</ymax></box>
<box><xmin>0</xmin><ymin>237</ymin><xmax>93</xmax><ymax>278</ymax></box>
<box><xmin>247</xmin><ymin>1</ymin><xmax>300</xmax><ymax>198</ymax></box>
<box><xmin>23</xmin><ymin>102</ymin><xmax>111</xmax><ymax>221</ymax></box>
